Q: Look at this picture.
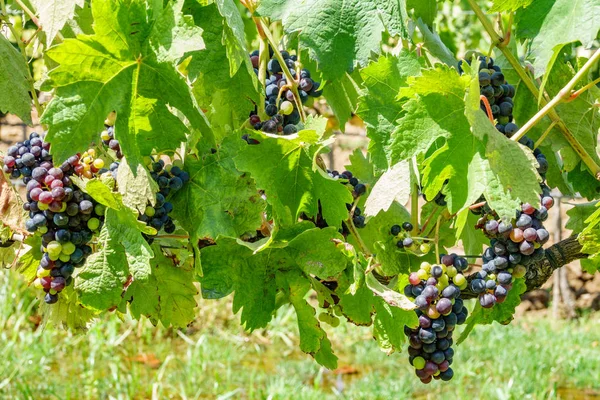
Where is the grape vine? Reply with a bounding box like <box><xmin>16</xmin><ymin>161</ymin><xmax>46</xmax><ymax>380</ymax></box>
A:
<box><xmin>0</xmin><ymin>0</ymin><xmax>599</xmax><ymax>389</ymax></box>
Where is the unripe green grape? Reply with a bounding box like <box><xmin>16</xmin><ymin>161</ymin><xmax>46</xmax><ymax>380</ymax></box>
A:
<box><xmin>88</xmin><ymin>217</ymin><xmax>100</xmax><ymax>231</ymax></box>
<box><xmin>420</xmin><ymin>242</ymin><xmax>431</xmax><ymax>254</ymax></box>
<box><xmin>47</xmin><ymin>241</ymin><xmax>62</xmax><ymax>256</ymax></box>
<box><xmin>145</xmin><ymin>206</ymin><xmax>156</xmax><ymax>217</ymax></box>
<box><xmin>61</xmin><ymin>242</ymin><xmax>76</xmax><ymax>255</ymax></box>
<box><xmin>59</xmin><ymin>253</ymin><xmax>71</xmax><ymax>262</ymax></box>
<box><xmin>280</xmin><ymin>101</ymin><xmax>294</xmax><ymax>115</ymax></box>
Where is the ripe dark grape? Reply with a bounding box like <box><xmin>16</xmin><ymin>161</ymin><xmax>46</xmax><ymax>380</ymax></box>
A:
<box><xmin>403</xmin><ymin>261</ymin><xmax>468</xmax><ymax>383</ymax></box>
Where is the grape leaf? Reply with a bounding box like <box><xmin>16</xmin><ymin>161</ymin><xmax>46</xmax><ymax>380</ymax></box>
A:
<box><xmin>385</xmin><ymin>63</ymin><xmax>540</xmax><ymax>219</ymax></box>
<box><xmin>286</xmin><ymin>227</ymin><xmax>347</xmax><ymax>278</ymax></box>
<box><xmin>337</xmin><ymin>275</ymin><xmax>376</xmax><ymax>326</ymax></box>
<box><xmin>200</xmin><ymin>237</ymin><xmax>281</xmax><ymax>330</ymax></box>
<box><xmin>76</xmin><ymin>206</ymin><xmax>153</xmax><ymax>311</ymax></box>
<box><xmin>515</xmin><ymin>0</ymin><xmax>600</xmax><ymax>77</ymax></box>
<box><xmin>234</xmin><ymin>130</ymin><xmax>353</xmax><ymax>227</ymax></box>
<box><xmin>186</xmin><ymin>2</ymin><xmax>258</xmax><ymax>141</ymax></box>
<box><xmin>41</xmin><ymin>285</ymin><xmax>98</xmax><ymax>332</ymax></box>
<box><xmin>0</xmin><ymin>34</ymin><xmax>32</xmax><ymax>124</ymax></box>
<box><xmin>457</xmin><ymin>278</ymin><xmax>526</xmax><ymax>345</ymax></box>
<box><xmin>365</xmin><ymin>273</ymin><xmax>416</xmax><ymax>311</ymax></box>
<box><xmin>121</xmin><ymin>245</ymin><xmax>198</xmax><ymax>328</ymax></box>
<box><xmin>345</xmin><ymin>149</ymin><xmax>376</xmax><ymax>187</ymax></box>
<box><xmin>116</xmin><ymin>161</ymin><xmax>158</xmax><ymax>214</ymax></box>
<box><xmin>566</xmin><ymin>202</ymin><xmax>599</xmax><ymax>233</ymax></box>
<box><xmin>15</xmin><ymin>236</ymin><xmax>43</xmax><ymax>282</ymax></box>
<box><xmin>41</xmin><ymin>0</ymin><xmax>211</xmax><ymax>172</ymax></box>
<box><xmin>373</xmin><ymin>298</ymin><xmax>418</xmax><ymax>355</ymax></box>
<box><xmin>415</xmin><ymin>19</ymin><xmax>457</xmax><ymax>69</ymax></box>
<box><xmin>321</xmin><ymin>72</ymin><xmax>361</xmax><ymax>129</ymax></box>
<box><xmin>407</xmin><ymin>0</ymin><xmax>437</xmax><ymax>28</ymax></box>
<box><xmin>33</xmin><ymin>0</ymin><xmax>85</xmax><ymax>47</ymax></box>
<box><xmin>0</xmin><ymin>169</ymin><xmax>26</xmax><ymax>236</ymax></box>
<box><xmin>357</xmin><ymin>52</ymin><xmax>422</xmax><ymax>171</ymax></box>
<box><xmin>490</xmin><ymin>0</ymin><xmax>533</xmax><ymax>12</ymax></box>
<box><xmin>213</xmin><ymin>0</ymin><xmax>251</xmax><ymax>76</ymax></box>
<box><xmin>257</xmin><ymin>0</ymin><xmax>409</xmax><ymax>81</ymax></box>
<box><xmin>171</xmin><ymin>135</ymin><xmax>264</xmax><ymax>242</ymax></box>
<box><xmin>279</xmin><ymin>270</ymin><xmax>338</xmax><ymax>369</ymax></box>
<box><xmin>364</xmin><ymin>161</ymin><xmax>411</xmax><ymax>217</ymax></box>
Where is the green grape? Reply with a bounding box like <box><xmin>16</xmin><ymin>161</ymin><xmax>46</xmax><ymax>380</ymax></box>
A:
<box><xmin>61</xmin><ymin>242</ymin><xmax>76</xmax><ymax>255</ymax></box>
<box><xmin>87</xmin><ymin>217</ymin><xmax>100</xmax><ymax>231</ymax></box>
<box><xmin>47</xmin><ymin>241</ymin><xmax>62</xmax><ymax>256</ymax></box>
<box><xmin>59</xmin><ymin>253</ymin><xmax>71</xmax><ymax>262</ymax></box>
<box><xmin>279</xmin><ymin>101</ymin><xmax>294</xmax><ymax>115</ymax></box>
<box><xmin>145</xmin><ymin>206</ymin><xmax>156</xmax><ymax>217</ymax></box>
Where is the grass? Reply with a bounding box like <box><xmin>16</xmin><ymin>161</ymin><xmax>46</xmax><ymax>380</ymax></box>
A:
<box><xmin>1</xmin><ymin>269</ymin><xmax>600</xmax><ymax>400</ymax></box>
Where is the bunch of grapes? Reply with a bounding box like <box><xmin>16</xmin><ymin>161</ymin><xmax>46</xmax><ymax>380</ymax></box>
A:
<box><xmin>4</xmin><ymin>133</ymin><xmax>105</xmax><ymax>304</ymax></box>
<box><xmin>403</xmin><ymin>254</ymin><xmax>469</xmax><ymax>383</ymax></box>
<box><xmin>391</xmin><ymin>222</ymin><xmax>432</xmax><ymax>255</ymax></box>
<box><xmin>138</xmin><ymin>158</ymin><xmax>188</xmax><ymax>242</ymax></box>
<box><xmin>3</xmin><ymin>133</ymin><xmax>51</xmax><ymax>180</ymax></box>
<box><xmin>100</xmin><ymin>126</ymin><xmax>123</xmax><ymax>159</ymax></box>
<box><xmin>464</xmin><ymin>55</ymin><xmax>553</xmax><ymax>308</ymax></box>
<box><xmin>97</xmin><ymin>130</ymin><xmax>188</xmax><ymax>243</ymax></box>
<box><xmin>248</xmin><ymin>49</ymin><xmax>322</xmax><ymax>135</ymax></box>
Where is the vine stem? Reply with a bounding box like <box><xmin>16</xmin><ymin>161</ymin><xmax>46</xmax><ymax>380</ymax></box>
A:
<box><xmin>466</xmin><ymin>0</ymin><xmax>600</xmax><ymax>180</ymax></box>
<box><xmin>511</xmin><ymin>49</ymin><xmax>600</xmax><ymax>143</ymax></box>
<box><xmin>0</xmin><ymin>0</ymin><xmax>43</xmax><ymax>119</ymax></box>
<box><xmin>434</xmin><ymin>215</ymin><xmax>442</xmax><ymax>262</ymax></box>
<box><xmin>347</xmin><ymin>198</ymin><xmax>371</xmax><ymax>257</ymax></box>
<box><xmin>410</xmin><ymin>181</ymin><xmax>419</xmax><ymax>235</ymax></box>
<box><xmin>533</xmin><ymin>120</ymin><xmax>558</xmax><ymax>149</ymax></box>
<box><xmin>568</xmin><ymin>76</ymin><xmax>600</xmax><ymax>101</ymax></box>
<box><xmin>13</xmin><ymin>0</ymin><xmax>39</xmax><ymax>28</ymax></box>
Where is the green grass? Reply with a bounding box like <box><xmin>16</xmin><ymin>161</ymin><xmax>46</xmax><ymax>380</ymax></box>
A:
<box><xmin>1</xmin><ymin>269</ymin><xmax>600</xmax><ymax>400</ymax></box>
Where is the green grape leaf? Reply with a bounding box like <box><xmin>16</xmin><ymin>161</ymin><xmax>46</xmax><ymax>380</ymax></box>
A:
<box><xmin>116</xmin><ymin>161</ymin><xmax>158</xmax><ymax>214</ymax></box>
<box><xmin>364</xmin><ymin>161</ymin><xmax>411</xmax><ymax>217</ymax></box>
<box><xmin>0</xmin><ymin>34</ymin><xmax>32</xmax><ymax>124</ymax></box>
<box><xmin>0</xmin><ymin>170</ymin><xmax>27</xmax><ymax>235</ymax></box>
<box><xmin>321</xmin><ymin>72</ymin><xmax>361</xmax><ymax>129</ymax></box>
<box><xmin>385</xmin><ymin>63</ymin><xmax>540</xmax><ymax>220</ymax></box>
<box><xmin>213</xmin><ymin>0</ymin><xmax>251</xmax><ymax>76</ymax></box>
<box><xmin>457</xmin><ymin>278</ymin><xmax>527</xmax><ymax>345</ymax></box>
<box><xmin>490</xmin><ymin>0</ymin><xmax>533</xmax><ymax>12</ymax></box>
<box><xmin>366</xmin><ymin>273</ymin><xmax>416</xmax><ymax>310</ymax></box>
<box><xmin>15</xmin><ymin>236</ymin><xmax>43</xmax><ymax>282</ymax></box>
<box><xmin>41</xmin><ymin>285</ymin><xmax>98</xmax><ymax>332</ymax></box>
<box><xmin>41</xmin><ymin>0</ymin><xmax>211</xmax><ymax>171</ymax></box>
<box><xmin>171</xmin><ymin>135</ymin><xmax>264</xmax><ymax>242</ymax></box>
<box><xmin>579</xmin><ymin>202</ymin><xmax>600</xmax><ymax>270</ymax></box>
<box><xmin>286</xmin><ymin>227</ymin><xmax>347</xmax><ymax>279</ymax></box>
<box><xmin>345</xmin><ymin>149</ymin><xmax>376</xmax><ymax>187</ymax></box>
<box><xmin>76</xmin><ymin>219</ymin><xmax>129</xmax><ymax>310</ymax></box>
<box><xmin>258</xmin><ymin>0</ymin><xmax>409</xmax><ymax>81</ymax></box>
<box><xmin>373</xmin><ymin>298</ymin><xmax>418</xmax><ymax>355</ymax></box>
<box><xmin>408</xmin><ymin>0</ymin><xmax>437</xmax><ymax>28</ymax></box>
<box><xmin>235</xmin><ymin>130</ymin><xmax>353</xmax><ymax>227</ymax></box>
<box><xmin>76</xmin><ymin>207</ymin><xmax>153</xmax><ymax>311</ymax></box>
<box><xmin>566</xmin><ymin>202</ymin><xmax>599</xmax><ymax>233</ymax></box>
<box><xmin>279</xmin><ymin>270</ymin><xmax>338</xmax><ymax>368</ymax></box>
<box><xmin>187</xmin><ymin>2</ymin><xmax>258</xmax><ymax>141</ymax></box>
<box><xmin>357</xmin><ymin>52</ymin><xmax>422</xmax><ymax>171</ymax></box>
<box><xmin>515</xmin><ymin>0</ymin><xmax>600</xmax><ymax>77</ymax></box>
<box><xmin>122</xmin><ymin>246</ymin><xmax>198</xmax><ymax>328</ymax></box>
<box><xmin>415</xmin><ymin>19</ymin><xmax>458</xmax><ymax>69</ymax></box>
<box><xmin>200</xmin><ymin>237</ymin><xmax>280</xmax><ymax>330</ymax></box>
<box><xmin>33</xmin><ymin>0</ymin><xmax>85</xmax><ymax>47</ymax></box>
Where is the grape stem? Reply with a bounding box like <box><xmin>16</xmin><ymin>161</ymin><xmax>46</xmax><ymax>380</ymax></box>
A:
<box><xmin>347</xmin><ymin>198</ymin><xmax>371</xmax><ymax>257</ymax></box>
<box><xmin>533</xmin><ymin>120</ymin><xmax>558</xmax><ymax>149</ymax></box>
<box><xmin>511</xmin><ymin>49</ymin><xmax>600</xmax><ymax>143</ymax></box>
<box><xmin>479</xmin><ymin>95</ymin><xmax>494</xmax><ymax>123</ymax></box>
<box><xmin>0</xmin><ymin>0</ymin><xmax>44</xmax><ymax>120</ymax></box>
<box><xmin>466</xmin><ymin>0</ymin><xmax>600</xmax><ymax>180</ymax></box>
<box><xmin>434</xmin><ymin>215</ymin><xmax>441</xmax><ymax>262</ymax></box>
